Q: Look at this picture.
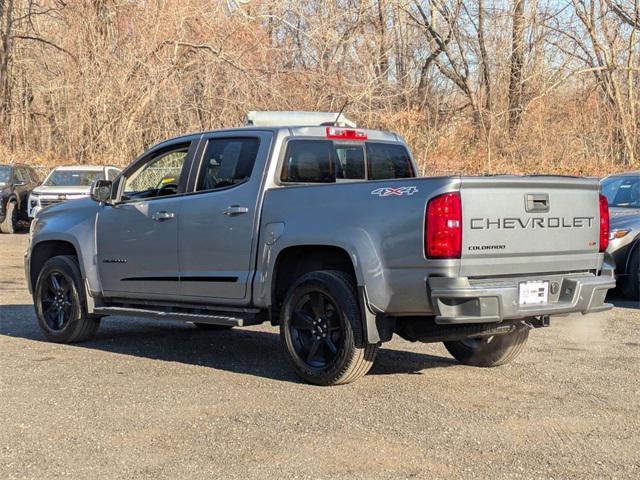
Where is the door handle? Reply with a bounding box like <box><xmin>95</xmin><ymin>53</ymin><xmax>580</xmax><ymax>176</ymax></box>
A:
<box><xmin>151</xmin><ymin>211</ymin><xmax>175</xmax><ymax>221</ymax></box>
<box><xmin>525</xmin><ymin>194</ymin><xmax>549</xmax><ymax>213</ymax></box>
<box><xmin>223</xmin><ymin>206</ymin><xmax>249</xmax><ymax>216</ymax></box>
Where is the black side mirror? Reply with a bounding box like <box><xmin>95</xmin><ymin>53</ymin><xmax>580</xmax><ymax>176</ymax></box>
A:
<box><xmin>90</xmin><ymin>179</ymin><xmax>113</xmax><ymax>203</ymax></box>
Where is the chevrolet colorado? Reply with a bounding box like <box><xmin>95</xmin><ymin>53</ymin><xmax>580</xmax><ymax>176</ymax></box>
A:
<box><xmin>25</xmin><ymin>122</ymin><xmax>615</xmax><ymax>385</ymax></box>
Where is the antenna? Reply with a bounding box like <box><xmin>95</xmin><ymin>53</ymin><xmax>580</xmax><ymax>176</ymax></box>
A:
<box><xmin>334</xmin><ymin>100</ymin><xmax>349</xmax><ymax>126</ymax></box>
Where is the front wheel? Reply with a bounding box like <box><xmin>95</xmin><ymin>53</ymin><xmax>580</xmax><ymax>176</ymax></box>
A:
<box><xmin>34</xmin><ymin>255</ymin><xmax>100</xmax><ymax>343</ymax></box>
<box><xmin>280</xmin><ymin>270</ymin><xmax>378</xmax><ymax>386</ymax></box>
<box><xmin>444</xmin><ymin>328</ymin><xmax>529</xmax><ymax>367</ymax></box>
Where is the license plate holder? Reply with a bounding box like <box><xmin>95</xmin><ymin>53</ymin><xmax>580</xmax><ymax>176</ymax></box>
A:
<box><xmin>518</xmin><ymin>281</ymin><xmax>549</xmax><ymax>305</ymax></box>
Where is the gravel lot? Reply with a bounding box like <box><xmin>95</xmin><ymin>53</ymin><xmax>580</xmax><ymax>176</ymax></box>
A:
<box><xmin>1</xmin><ymin>232</ymin><xmax>639</xmax><ymax>479</ymax></box>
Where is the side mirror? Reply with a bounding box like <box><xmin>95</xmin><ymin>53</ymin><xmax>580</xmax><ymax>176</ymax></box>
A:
<box><xmin>14</xmin><ymin>181</ymin><xmax>26</xmax><ymax>186</ymax></box>
<box><xmin>90</xmin><ymin>179</ymin><xmax>113</xmax><ymax>203</ymax></box>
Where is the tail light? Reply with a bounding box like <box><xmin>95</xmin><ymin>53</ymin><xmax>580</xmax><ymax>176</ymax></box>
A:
<box><xmin>599</xmin><ymin>193</ymin><xmax>609</xmax><ymax>252</ymax></box>
<box><xmin>426</xmin><ymin>192</ymin><xmax>462</xmax><ymax>258</ymax></box>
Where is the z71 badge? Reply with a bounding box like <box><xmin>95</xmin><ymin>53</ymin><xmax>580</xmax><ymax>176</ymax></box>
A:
<box><xmin>371</xmin><ymin>186</ymin><xmax>419</xmax><ymax>197</ymax></box>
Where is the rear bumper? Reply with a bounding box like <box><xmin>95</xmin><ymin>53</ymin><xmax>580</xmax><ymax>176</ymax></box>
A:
<box><xmin>428</xmin><ymin>266</ymin><xmax>616</xmax><ymax>325</ymax></box>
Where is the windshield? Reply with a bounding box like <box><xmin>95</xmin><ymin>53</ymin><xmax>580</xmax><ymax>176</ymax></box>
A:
<box><xmin>45</xmin><ymin>169</ymin><xmax>104</xmax><ymax>187</ymax></box>
<box><xmin>0</xmin><ymin>166</ymin><xmax>10</xmax><ymax>184</ymax></box>
<box><xmin>601</xmin><ymin>175</ymin><xmax>640</xmax><ymax>209</ymax></box>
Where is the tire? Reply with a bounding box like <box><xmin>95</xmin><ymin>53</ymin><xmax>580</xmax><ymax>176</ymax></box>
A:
<box><xmin>193</xmin><ymin>323</ymin><xmax>234</xmax><ymax>331</ymax></box>
<box><xmin>0</xmin><ymin>201</ymin><xmax>17</xmax><ymax>234</ymax></box>
<box><xmin>280</xmin><ymin>270</ymin><xmax>378</xmax><ymax>386</ymax></box>
<box><xmin>620</xmin><ymin>246</ymin><xmax>639</xmax><ymax>301</ymax></box>
<box><xmin>444</xmin><ymin>327</ymin><xmax>529</xmax><ymax>367</ymax></box>
<box><xmin>34</xmin><ymin>255</ymin><xmax>100</xmax><ymax>343</ymax></box>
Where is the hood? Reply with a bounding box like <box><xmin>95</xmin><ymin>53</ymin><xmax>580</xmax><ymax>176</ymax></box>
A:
<box><xmin>32</xmin><ymin>185</ymin><xmax>91</xmax><ymax>196</ymax></box>
<box><xmin>609</xmin><ymin>207</ymin><xmax>640</xmax><ymax>231</ymax></box>
<box><xmin>35</xmin><ymin>195</ymin><xmax>97</xmax><ymax>219</ymax></box>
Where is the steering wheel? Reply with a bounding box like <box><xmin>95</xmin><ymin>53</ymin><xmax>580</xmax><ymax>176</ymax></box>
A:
<box><xmin>157</xmin><ymin>183</ymin><xmax>179</xmax><ymax>196</ymax></box>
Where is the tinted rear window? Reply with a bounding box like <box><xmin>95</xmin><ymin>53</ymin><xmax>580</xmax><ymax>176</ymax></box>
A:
<box><xmin>366</xmin><ymin>143</ymin><xmax>414</xmax><ymax>180</ymax></box>
<box><xmin>281</xmin><ymin>140</ymin><xmax>334</xmax><ymax>183</ymax></box>
<box><xmin>281</xmin><ymin>140</ymin><xmax>414</xmax><ymax>183</ymax></box>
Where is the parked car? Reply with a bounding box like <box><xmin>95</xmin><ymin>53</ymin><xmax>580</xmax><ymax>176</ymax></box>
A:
<box><xmin>601</xmin><ymin>172</ymin><xmax>640</xmax><ymax>300</ymax></box>
<box><xmin>0</xmin><ymin>164</ymin><xmax>40</xmax><ymax>234</ymax></box>
<box><xmin>25</xmin><ymin>116</ymin><xmax>615</xmax><ymax>385</ymax></box>
<box><xmin>28</xmin><ymin>165</ymin><xmax>121</xmax><ymax>219</ymax></box>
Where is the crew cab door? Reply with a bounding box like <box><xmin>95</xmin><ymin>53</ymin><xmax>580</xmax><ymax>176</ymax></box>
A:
<box><xmin>96</xmin><ymin>140</ymin><xmax>198</xmax><ymax>300</ymax></box>
<box><xmin>178</xmin><ymin>131</ymin><xmax>272</xmax><ymax>303</ymax></box>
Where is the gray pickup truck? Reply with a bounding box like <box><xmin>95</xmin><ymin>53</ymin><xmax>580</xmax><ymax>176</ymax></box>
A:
<box><xmin>25</xmin><ymin>123</ymin><xmax>616</xmax><ymax>385</ymax></box>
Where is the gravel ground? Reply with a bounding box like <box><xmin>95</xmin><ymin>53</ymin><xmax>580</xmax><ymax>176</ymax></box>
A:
<box><xmin>1</xmin><ymin>232</ymin><xmax>639</xmax><ymax>479</ymax></box>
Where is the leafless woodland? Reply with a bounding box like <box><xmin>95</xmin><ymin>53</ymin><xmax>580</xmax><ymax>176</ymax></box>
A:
<box><xmin>0</xmin><ymin>0</ymin><xmax>639</xmax><ymax>175</ymax></box>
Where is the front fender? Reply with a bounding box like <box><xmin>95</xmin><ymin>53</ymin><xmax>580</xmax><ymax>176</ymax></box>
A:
<box><xmin>29</xmin><ymin>199</ymin><xmax>100</xmax><ymax>295</ymax></box>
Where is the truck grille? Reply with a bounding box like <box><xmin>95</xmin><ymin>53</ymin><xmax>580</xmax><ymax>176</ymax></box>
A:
<box><xmin>40</xmin><ymin>198</ymin><xmax>64</xmax><ymax>208</ymax></box>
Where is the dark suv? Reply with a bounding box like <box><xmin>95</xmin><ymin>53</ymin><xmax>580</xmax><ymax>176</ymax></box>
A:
<box><xmin>0</xmin><ymin>164</ymin><xmax>40</xmax><ymax>234</ymax></box>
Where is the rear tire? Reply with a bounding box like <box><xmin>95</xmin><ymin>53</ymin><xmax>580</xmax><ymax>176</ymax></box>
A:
<box><xmin>620</xmin><ymin>246</ymin><xmax>639</xmax><ymax>301</ymax></box>
<box><xmin>280</xmin><ymin>270</ymin><xmax>378</xmax><ymax>386</ymax></box>
<box><xmin>34</xmin><ymin>255</ymin><xmax>100</xmax><ymax>343</ymax></box>
<box><xmin>444</xmin><ymin>327</ymin><xmax>529</xmax><ymax>367</ymax></box>
<box><xmin>0</xmin><ymin>201</ymin><xmax>17</xmax><ymax>234</ymax></box>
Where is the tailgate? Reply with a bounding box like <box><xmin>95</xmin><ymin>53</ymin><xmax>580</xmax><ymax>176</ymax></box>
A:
<box><xmin>459</xmin><ymin>176</ymin><xmax>602</xmax><ymax>277</ymax></box>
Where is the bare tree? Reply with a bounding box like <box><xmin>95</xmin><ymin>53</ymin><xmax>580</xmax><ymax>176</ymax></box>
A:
<box><xmin>508</xmin><ymin>0</ymin><xmax>526</xmax><ymax>133</ymax></box>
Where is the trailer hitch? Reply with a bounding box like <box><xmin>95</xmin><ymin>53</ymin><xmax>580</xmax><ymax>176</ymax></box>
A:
<box><xmin>524</xmin><ymin>315</ymin><xmax>551</xmax><ymax>329</ymax></box>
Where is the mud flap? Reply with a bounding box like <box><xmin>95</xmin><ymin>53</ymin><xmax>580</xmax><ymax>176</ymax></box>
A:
<box><xmin>358</xmin><ymin>287</ymin><xmax>395</xmax><ymax>345</ymax></box>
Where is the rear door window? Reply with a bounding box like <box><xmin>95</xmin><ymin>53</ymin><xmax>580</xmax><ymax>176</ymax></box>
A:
<box><xmin>366</xmin><ymin>143</ymin><xmax>414</xmax><ymax>180</ymax></box>
<box><xmin>196</xmin><ymin>137</ymin><xmax>260</xmax><ymax>191</ymax></box>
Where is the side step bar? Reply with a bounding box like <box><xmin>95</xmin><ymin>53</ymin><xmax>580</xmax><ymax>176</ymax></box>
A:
<box><xmin>92</xmin><ymin>306</ymin><xmax>266</xmax><ymax>327</ymax></box>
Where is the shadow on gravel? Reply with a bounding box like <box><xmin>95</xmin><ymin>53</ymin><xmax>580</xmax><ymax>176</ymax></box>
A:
<box><xmin>0</xmin><ymin>304</ymin><xmax>456</xmax><ymax>383</ymax></box>
<box><xmin>607</xmin><ymin>293</ymin><xmax>639</xmax><ymax>310</ymax></box>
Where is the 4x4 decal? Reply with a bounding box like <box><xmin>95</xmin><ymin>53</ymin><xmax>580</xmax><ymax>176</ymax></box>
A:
<box><xmin>371</xmin><ymin>186</ymin><xmax>419</xmax><ymax>197</ymax></box>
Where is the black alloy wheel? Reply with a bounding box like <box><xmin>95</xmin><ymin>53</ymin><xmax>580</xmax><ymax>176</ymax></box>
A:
<box><xmin>280</xmin><ymin>270</ymin><xmax>378</xmax><ymax>386</ymax></box>
<box><xmin>289</xmin><ymin>291</ymin><xmax>344</xmax><ymax>369</ymax></box>
<box><xmin>40</xmin><ymin>271</ymin><xmax>73</xmax><ymax>331</ymax></box>
<box><xmin>34</xmin><ymin>255</ymin><xmax>101</xmax><ymax>343</ymax></box>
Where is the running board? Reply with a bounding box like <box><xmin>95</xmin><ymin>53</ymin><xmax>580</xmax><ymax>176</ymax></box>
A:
<box><xmin>92</xmin><ymin>306</ymin><xmax>266</xmax><ymax>327</ymax></box>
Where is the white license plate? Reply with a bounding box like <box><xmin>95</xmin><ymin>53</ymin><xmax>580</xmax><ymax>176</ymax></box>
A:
<box><xmin>518</xmin><ymin>281</ymin><xmax>549</xmax><ymax>305</ymax></box>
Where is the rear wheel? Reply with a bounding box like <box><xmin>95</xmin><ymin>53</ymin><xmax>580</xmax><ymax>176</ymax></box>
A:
<box><xmin>34</xmin><ymin>255</ymin><xmax>100</xmax><ymax>343</ymax></box>
<box><xmin>444</xmin><ymin>328</ymin><xmax>529</xmax><ymax>367</ymax></box>
<box><xmin>280</xmin><ymin>270</ymin><xmax>378</xmax><ymax>386</ymax></box>
<box><xmin>620</xmin><ymin>247</ymin><xmax>639</xmax><ymax>301</ymax></box>
<box><xmin>0</xmin><ymin>201</ymin><xmax>17</xmax><ymax>234</ymax></box>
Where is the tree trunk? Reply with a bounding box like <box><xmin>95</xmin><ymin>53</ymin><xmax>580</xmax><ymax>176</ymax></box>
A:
<box><xmin>508</xmin><ymin>0</ymin><xmax>526</xmax><ymax>134</ymax></box>
<box><xmin>477</xmin><ymin>0</ymin><xmax>491</xmax><ymax>133</ymax></box>
<box><xmin>0</xmin><ymin>0</ymin><xmax>15</xmax><ymax>138</ymax></box>
<box><xmin>376</xmin><ymin>0</ymin><xmax>388</xmax><ymax>82</ymax></box>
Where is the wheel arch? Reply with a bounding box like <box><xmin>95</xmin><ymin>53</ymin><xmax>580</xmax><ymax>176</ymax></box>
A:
<box><xmin>5</xmin><ymin>193</ymin><xmax>19</xmax><ymax>208</ymax></box>
<box><xmin>271</xmin><ymin>245</ymin><xmax>358</xmax><ymax>319</ymax></box>
<box><xmin>268</xmin><ymin>244</ymin><xmax>390</xmax><ymax>345</ymax></box>
<box><xmin>29</xmin><ymin>239</ymin><xmax>82</xmax><ymax>292</ymax></box>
